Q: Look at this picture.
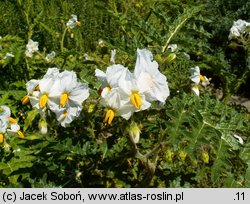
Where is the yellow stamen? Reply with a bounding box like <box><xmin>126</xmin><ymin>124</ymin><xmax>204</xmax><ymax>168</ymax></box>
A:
<box><xmin>21</xmin><ymin>95</ymin><xmax>30</xmax><ymax>105</ymax></box>
<box><xmin>107</xmin><ymin>86</ymin><xmax>111</xmax><ymax>93</ymax></box>
<box><xmin>60</xmin><ymin>93</ymin><xmax>69</xmax><ymax>107</ymax></box>
<box><xmin>62</xmin><ymin>111</ymin><xmax>68</xmax><ymax>118</ymax></box>
<box><xmin>199</xmin><ymin>75</ymin><xmax>205</xmax><ymax>82</ymax></box>
<box><xmin>104</xmin><ymin>109</ymin><xmax>115</xmax><ymax>125</ymax></box>
<box><xmin>17</xmin><ymin>131</ymin><xmax>24</xmax><ymax>139</ymax></box>
<box><xmin>35</xmin><ymin>85</ymin><xmax>40</xmax><ymax>91</ymax></box>
<box><xmin>130</xmin><ymin>92</ymin><xmax>142</xmax><ymax>109</ymax></box>
<box><xmin>8</xmin><ymin>117</ymin><xmax>17</xmax><ymax>124</ymax></box>
<box><xmin>0</xmin><ymin>133</ymin><xmax>4</xmax><ymax>144</ymax></box>
<box><xmin>76</xmin><ymin>20</ymin><xmax>80</xmax><ymax>26</ymax></box>
<box><xmin>39</xmin><ymin>94</ymin><xmax>48</xmax><ymax>108</ymax></box>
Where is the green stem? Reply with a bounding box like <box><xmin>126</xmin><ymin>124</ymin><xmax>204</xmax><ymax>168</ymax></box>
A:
<box><xmin>25</xmin><ymin>58</ymin><xmax>31</xmax><ymax>79</ymax></box>
<box><xmin>60</xmin><ymin>27</ymin><xmax>68</xmax><ymax>52</ymax></box>
<box><xmin>234</xmin><ymin>52</ymin><xmax>250</xmax><ymax>91</ymax></box>
<box><xmin>162</xmin><ymin>17</ymin><xmax>189</xmax><ymax>53</ymax></box>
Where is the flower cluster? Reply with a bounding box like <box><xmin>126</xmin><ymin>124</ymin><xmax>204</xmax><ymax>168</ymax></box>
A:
<box><xmin>0</xmin><ymin>106</ymin><xmax>24</xmax><ymax>145</ymax></box>
<box><xmin>95</xmin><ymin>48</ymin><xmax>170</xmax><ymax>124</ymax></box>
<box><xmin>190</xmin><ymin>66</ymin><xmax>210</xmax><ymax>96</ymax></box>
<box><xmin>22</xmin><ymin>68</ymin><xmax>89</xmax><ymax>127</ymax></box>
<box><xmin>229</xmin><ymin>19</ymin><xmax>250</xmax><ymax>40</ymax></box>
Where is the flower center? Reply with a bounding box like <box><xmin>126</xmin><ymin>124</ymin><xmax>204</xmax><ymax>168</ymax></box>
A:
<box><xmin>107</xmin><ymin>85</ymin><xmax>111</xmax><ymax>93</ymax></box>
<box><xmin>130</xmin><ymin>92</ymin><xmax>142</xmax><ymax>109</ymax></box>
<box><xmin>8</xmin><ymin>117</ymin><xmax>17</xmax><ymax>124</ymax></box>
<box><xmin>17</xmin><ymin>131</ymin><xmax>24</xmax><ymax>139</ymax></box>
<box><xmin>60</xmin><ymin>92</ymin><xmax>69</xmax><ymax>108</ymax></box>
<box><xmin>35</xmin><ymin>85</ymin><xmax>40</xmax><ymax>91</ymax></box>
<box><xmin>62</xmin><ymin>111</ymin><xmax>68</xmax><ymax>118</ymax></box>
<box><xmin>21</xmin><ymin>95</ymin><xmax>30</xmax><ymax>105</ymax></box>
<box><xmin>76</xmin><ymin>20</ymin><xmax>81</xmax><ymax>26</ymax></box>
<box><xmin>104</xmin><ymin>109</ymin><xmax>115</xmax><ymax>125</ymax></box>
<box><xmin>0</xmin><ymin>133</ymin><xmax>4</xmax><ymax>144</ymax></box>
<box><xmin>199</xmin><ymin>75</ymin><xmax>205</xmax><ymax>82</ymax></box>
<box><xmin>39</xmin><ymin>94</ymin><xmax>48</xmax><ymax>108</ymax></box>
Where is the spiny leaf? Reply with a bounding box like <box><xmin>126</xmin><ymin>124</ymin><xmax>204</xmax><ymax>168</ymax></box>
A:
<box><xmin>0</xmin><ymin>155</ymin><xmax>36</xmax><ymax>176</ymax></box>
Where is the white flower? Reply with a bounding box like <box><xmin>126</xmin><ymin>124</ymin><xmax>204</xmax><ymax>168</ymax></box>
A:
<box><xmin>26</xmin><ymin>79</ymin><xmax>40</xmax><ymax>94</ymax></box>
<box><xmin>95</xmin><ymin>68</ymin><xmax>107</xmax><ymax>86</ymax></box>
<box><xmin>190</xmin><ymin>66</ymin><xmax>201</xmax><ymax>85</ymax></box>
<box><xmin>110</xmin><ymin>49</ymin><xmax>116</xmax><ymax>63</ymax></box>
<box><xmin>229</xmin><ymin>19</ymin><xmax>250</xmax><ymax>40</ymax></box>
<box><xmin>66</xmin><ymin>14</ymin><xmax>80</xmax><ymax>29</ymax></box>
<box><xmin>25</xmin><ymin>39</ymin><xmax>39</xmax><ymax>57</ymax></box>
<box><xmin>98</xmin><ymin>39</ymin><xmax>104</xmax><ymax>47</ymax></box>
<box><xmin>44</xmin><ymin>67</ymin><xmax>60</xmax><ymax>78</ymax></box>
<box><xmin>201</xmin><ymin>76</ymin><xmax>210</xmax><ymax>86</ymax></box>
<box><xmin>7</xmin><ymin>123</ymin><xmax>20</xmax><ymax>135</ymax></box>
<box><xmin>233</xmin><ymin>134</ymin><xmax>244</xmax><ymax>145</ymax></box>
<box><xmin>45</xmin><ymin>51</ymin><xmax>56</xmax><ymax>62</ymax></box>
<box><xmin>191</xmin><ymin>85</ymin><xmax>200</xmax><ymax>96</ymax></box>
<box><xmin>4</xmin><ymin>53</ymin><xmax>15</xmax><ymax>59</ymax></box>
<box><xmin>107</xmin><ymin>64</ymin><xmax>132</xmax><ymax>88</ymax></box>
<box><xmin>0</xmin><ymin>106</ymin><xmax>24</xmax><ymax>139</ymax></box>
<box><xmin>0</xmin><ymin>118</ymin><xmax>7</xmax><ymax>134</ymax></box>
<box><xmin>0</xmin><ymin>117</ymin><xmax>7</xmax><ymax>144</ymax></box>
<box><xmin>0</xmin><ymin>105</ymin><xmax>11</xmax><ymax>120</ymax></box>
<box><xmin>190</xmin><ymin>66</ymin><xmax>210</xmax><ymax>86</ymax></box>
<box><xmin>83</xmin><ymin>53</ymin><xmax>90</xmax><ymax>61</ymax></box>
<box><xmin>118</xmin><ymin>74</ymin><xmax>151</xmax><ymax>120</ymax></box>
<box><xmin>25</xmin><ymin>50</ymin><xmax>33</xmax><ymax>58</ymax></box>
<box><xmin>26</xmin><ymin>67</ymin><xmax>89</xmax><ymax>127</ymax></box>
<box><xmin>190</xmin><ymin>66</ymin><xmax>210</xmax><ymax>96</ymax></box>
<box><xmin>167</xmin><ymin>44</ymin><xmax>178</xmax><ymax>52</ymax></box>
<box><xmin>54</xmin><ymin>106</ymin><xmax>79</xmax><ymax>127</ymax></box>
<box><xmin>22</xmin><ymin>77</ymin><xmax>41</xmax><ymax>105</ymax></box>
<box><xmin>95</xmin><ymin>64</ymin><xmax>131</xmax><ymax>98</ymax></box>
<box><xmin>6</xmin><ymin>121</ymin><xmax>24</xmax><ymax>139</ymax></box>
<box><xmin>98</xmin><ymin>48</ymin><xmax>170</xmax><ymax>124</ymax></box>
<box><xmin>100</xmin><ymin>88</ymin><xmax>122</xmax><ymax>124</ymax></box>
<box><xmin>134</xmin><ymin>48</ymin><xmax>170</xmax><ymax>103</ymax></box>
<box><xmin>49</xmin><ymin>70</ymin><xmax>89</xmax><ymax>110</ymax></box>
<box><xmin>29</xmin><ymin>69</ymin><xmax>59</xmax><ymax>111</ymax></box>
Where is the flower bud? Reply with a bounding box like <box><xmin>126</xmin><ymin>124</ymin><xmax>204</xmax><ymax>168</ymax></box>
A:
<box><xmin>87</xmin><ymin>103</ymin><xmax>95</xmax><ymax>113</ymax></box>
<box><xmin>165</xmin><ymin>53</ymin><xmax>176</xmax><ymax>64</ymax></box>
<box><xmin>165</xmin><ymin>149</ymin><xmax>174</xmax><ymax>163</ymax></box>
<box><xmin>3</xmin><ymin>143</ymin><xmax>10</xmax><ymax>152</ymax></box>
<box><xmin>201</xmin><ymin>151</ymin><xmax>209</xmax><ymax>164</ymax></box>
<box><xmin>178</xmin><ymin>150</ymin><xmax>187</xmax><ymax>161</ymax></box>
<box><xmin>155</xmin><ymin>54</ymin><xmax>163</xmax><ymax>64</ymax></box>
<box><xmin>34</xmin><ymin>54</ymin><xmax>42</xmax><ymax>61</ymax></box>
<box><xmin>128</xmin><ymin>121</ymin><xmax>141</xmax><ymax>144</ymax></box>
<box><xmin>39</xmin><ymin>119</ymin><xmax>48</xmax><ymax>135</ymax></box>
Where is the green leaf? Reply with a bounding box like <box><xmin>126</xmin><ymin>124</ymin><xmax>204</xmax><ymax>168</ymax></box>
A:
<box><xmin>24</xmin><ymin>109</ymin><xmax>40</xmax><ymax>132</ymax></box>
<box><xmin>0</xmin><ymin>155</ymin><xmax>36</xmax><ymax>176</ymax></box>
